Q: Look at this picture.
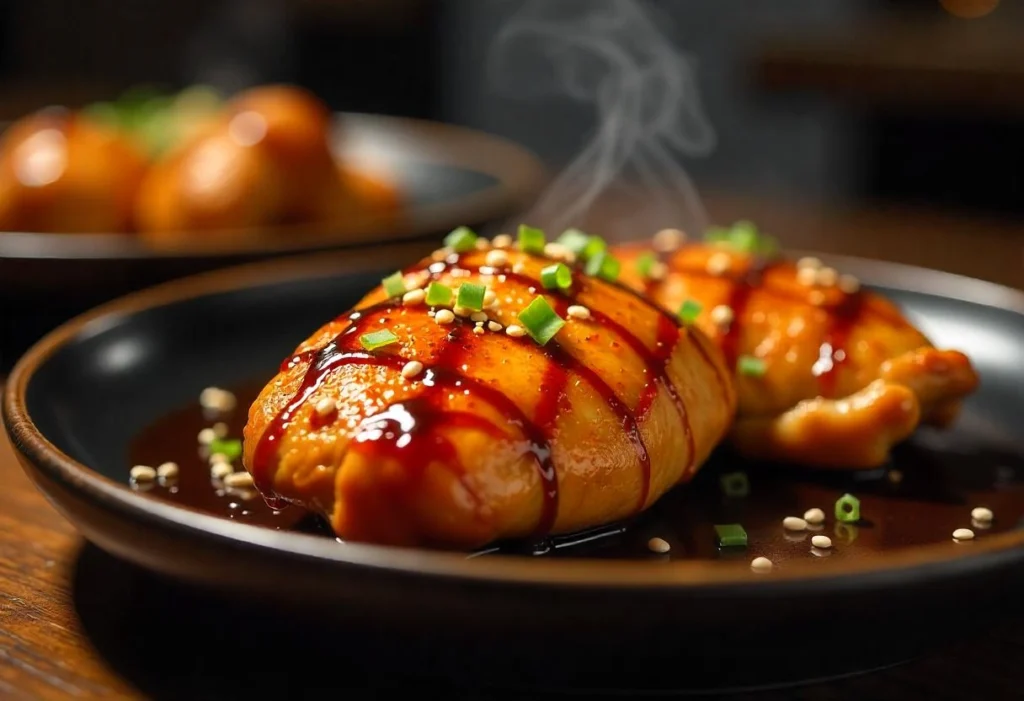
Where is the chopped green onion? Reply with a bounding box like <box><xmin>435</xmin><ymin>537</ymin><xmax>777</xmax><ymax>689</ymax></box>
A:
<box><xmin>540</xmin><ymin>263</ymin><xmax>573</xmax><ymax>290</ymax></box>
<box><xmin>382</xmin><ymin>271</ymin><xmax>406</xmax><ymax>298</ymax></box>
<box><xmin>444</xmin><ymin>226</ymin><xmax>478</xmax><ymax>253</ymax></box>
<box><xmin>584</xmin><ymin>251</ymin><xmax>620</xmax><ymax>282</ymax></box>
<box><xmin>557</xmin><ymin>228</ymin><xmax>591</xmax><ymax>255</ymax></box>
<box><xmin>737</xmin><ymin>355</ymin><xmax>766</xmax><ymax>377</ymax></box>
<box><xmin>704</xmin><ymin>226</ymin><xmax>732</xmax><ymax>243</ymax></box>
<box><xmin>635</xmin><ymin>251</ymin><xmax>657</xmax><ymax>278</ymax></box>
<box><xmin>425</xmin><ymin>282</ymin><xmax>453</xmax><ymax>306</ymax></box>
<box><xmin>678</xmin><ymin>299</ymin><xmax>702</xmax><ymax>325</ymax></box>
<box><xmin>518</xmin><ymin>296</ymin><xmax>565</xmax><ymax>345</ymax></box>
<box><xmin>456</xmin><ymin>282</ymin><xmax>486</xmax><ymax>311</ymax></box>
<box><xmin>835</xmin><ymin>493</ymin><xmax>861</xmax><ymax>523</ymax></box>
<box><xmin>720</xmin><ymin>472</ymin><xmax>750</xmax><ymax>498</ymax></box>
<box><xmin>360</xmin><ymin>329</ymin><xmax>399</xmax><ymax>351</ymax></box>
<box><xmin>729</xmin><ymin>220</ymin><xmax>759</xmax><ymax>252</ymax></box>
<box><xmin>581</xmin><ymin>235</ymin><xmax>607</xmax><ymax>261</ymax></box>
<box><xmin>209</xmin><ymin>438</ymin><xmax>242</xmax><ymax>461</ymax></box>
<box><xmin>517</xmin><ymin>224</ymin><xmax>546</xmax><ymax>254</ymax></box>
<box><xmin>714</xmin><ymin>523</ymin><xmax>748</xmax><ymax>548</ymax></box>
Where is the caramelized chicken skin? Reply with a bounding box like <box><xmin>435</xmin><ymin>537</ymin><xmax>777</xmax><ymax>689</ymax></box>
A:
<box><xmin>243</xmin><ymin>232</ymin><xmax>735</xmax><ymax>548</ymax></box>
<box><xmin>614</xmin><ymin>226</ymin><xmax>979</xmax><ymax>468</ymax></box>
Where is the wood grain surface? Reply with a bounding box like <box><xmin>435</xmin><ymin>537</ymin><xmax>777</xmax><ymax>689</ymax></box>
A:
<box><xmin>3</xmin><ymin>195</ymin><xmax>1024</xmax><ymax>699</ymax></box>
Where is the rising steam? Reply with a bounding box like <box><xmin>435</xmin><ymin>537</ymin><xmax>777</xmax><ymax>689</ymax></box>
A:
<box><xmin>488</xmin><ymin>0</ymin><xmax>715</xmax><ymax>238</ymax></box>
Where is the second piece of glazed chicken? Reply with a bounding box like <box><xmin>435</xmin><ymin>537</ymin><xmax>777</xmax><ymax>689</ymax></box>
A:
<box><xmin>614</xmin><ymin>222</ymin><xmax>979</xmax><ymax>469</ymax></box>
<box><xmin>242</xmin><ymin>226</ymin><xmax>735</xmax><ymax>549</ymax></box>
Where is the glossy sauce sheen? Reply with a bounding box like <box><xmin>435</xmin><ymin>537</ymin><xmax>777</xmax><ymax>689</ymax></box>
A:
<box><xmin>251</xmin><ymin>253</ymin><xmax>716</xmax><ymax>533</ymax></box>
<box><xmin>131</xmin><ymin>385</ymin><xmax>1024</xmax><ymax>562</ymax></box>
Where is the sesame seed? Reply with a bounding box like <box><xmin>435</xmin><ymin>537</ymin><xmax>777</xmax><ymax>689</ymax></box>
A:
<box><xmin>488</xmin><ymin>321</ymin><xmax>503</xmax><ymax>332</ymax></box>
<box><xmin>427</xmin><ymin>309</ymin><xmax>436</xmax><ymax>317</ymax></box>
<box><xmin>209</xmin><ymin>452</ymin><xmax>230</xmax><ymax>466</ymax></box>
<box><xmin>567</xmin><ymin>305</ymin><xmax>591</xmax><ymax>320</ymax></box>
<box><xmin>803</xmin><ymin>507</ymin><xmax>826</xmax><ymax>524</ymax></box>
<box><xmin>710</xmin><ymin>304</ymin><xmax>734</xmax><ymax>326</ymax></box>
<box><xmin>783</xmin><ymin>516</ymin><xmax>808</xmax><ymax>531</ymax></box>
<box><xmin>402</xmin><ymin>288</ymin><xmax>425</xmax><ymax>306</ymax></box>
<box><xmin>483</xmin><ymin>289</ymin><xmax>498</xmax><ymax>308</ymax></box>
<box><xmin>811</xmin><ymin>535</ymin><xmax>832</xmax><ymax>549</ymax></box>
<box><xmin>485</xmin><ymin>250</ymin><xmax>509</xmax><ymax>267</ymax></box>
<box><xmin>200</xmin><ymin>387</ymin><xmax>236</xmax><ymax>413</ymax></box>
<box><xmin>838</xmin><ymin>274</ymin><xmax>861</xmax><ymax>294</ymax></box>
<box><xmin>751</xmin><ymin>556</ymin><xmax>773</xmax><ymax>573</ymax></box>
<box><xmin>706</xmin><ymin>252</ymin><xmax>730</xmax><ymax>276</ymax></box>
<box><xmin>223</xmin><ymin>472</ymin><xmax>255</xmax><ymax>489</ymax></box>
<box><xmin>475</xmin><ymin>237</ymin><xmax>491</xmax><ymax>251</ymax></box>
<box><xmin>647</xmin><ymin>537</ymin><xmax>671</xmax><ymax>554</ymax></box>
<box><xmin>470</xmin><ymin>311</ymin><xmax>489</xmax><ymax>323</ymax></box>
<box><xmin>156</xmin><ymin>462</ymin><xmax>179</xmax><ymax>480</ymax></box>
<box><xmin>130</xmin><ymin>465</ymin><xmax>156</xmax><ymax>482</ymax></box>
<box><xmin>796</xmin><ymin>266</ymin><xmax>818</xmax><ymax>286</ymax></box>
<box><xmin>648</xmin><ymin>261</ymin><xmax>668</xmax><ymax>280</ymax></box>
<box><xmin>314</xmin><ymin>397</ymin><xmax>336</xmax><ymax>417</ymax></box>
<box><xmin>527</xmin><ymin>286</ymin><xmax>536</xmax><ymax>294</ymax></box>
<box><xmin>198</xmin><ymin>428</ymin><xmax>216</xmax><ymax>444</ymax></box>
<box><xmin>210</xmin><ymin>462</ymin><xmax>233</xmax><ymax>480</ymax></box>
<box><xmin>453</xmin><ymin>305</ymin><xmax>472</xmax><ymax>317</ymax></box>
<box><xmin>815</xmin><ymin>267</ymin><xmax>838</xmax><ymax>287</ymax></box>
<box><xmin>401</xmin><ymin>361</ymin><xmax>424</xmax><ymax>379</ymax></box>
<box><xmin>431</xmin><ymin>247</ymin><xmax>453</xmax><ymax>261</ymax></box>
<box><xmin>473</xmin><ymin>326</ymin><xmax>485</xmax><ymax>335</ymax></box>
<box><xmin>797</xmin><ymin>256</ymin><xmax>822</xmax><ymax>270</ymax></box>
<box><xmin>435</xmin><ymin>309</ymin><xmax>456</xmax><ymax>325</ymax></box>
<box><xmin>653</xmin><ymin>228</ymin><xmax>686</xmax><ymax>252</ymax></box>
<box><xmin>213</xmin><ymin>422</ymin><xmax>229</xmax><ymax>438</ymax></box>
<box><xmin>971</xmin><ymin>507</ymin><xmax>994</xmax><ymax>523</ymax></box>
<box><xmin>953</xmin><ymin>528</ymin><xmax>975</xmax><ymax>541</ymax></box>
<box><xmin>505</xmin><ymin>324</ymin><xmax>527</xmax><ymax>338</ymax></box>
<box><xmin>543</xmin><ymin>242</ymin><xmax>576</xmax><ymax>264</ymax></box>
<box><xmin>809</xmin><ymin>290</ymin><xmax>826</xmax><ymax>306</ymax></box>
<box><xmin>512</xmin><ymin>262</ymin><xmax>526</xmax><ymax>274</ymax></box>
<box><xmin>492</xmin><ymin>234</ymin><xmax>512</xmax><ymax>249</ymax></box>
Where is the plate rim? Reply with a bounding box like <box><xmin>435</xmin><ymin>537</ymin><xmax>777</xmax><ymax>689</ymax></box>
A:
<box><xmin>0</xmin><ymin>112</ymin><xmax>547</xmax><ymax>261</ymax></box>
<box><xmin>5</xmin><ymin>248</ymin><xmax>1024</xmax><ymax>593</ymax></box>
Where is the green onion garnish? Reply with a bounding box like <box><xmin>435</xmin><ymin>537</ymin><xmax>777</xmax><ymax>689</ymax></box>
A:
<box><xmin>704</xmin><ymin>226</ymin><xmax>732</xmax><ymax>243</ymax></box>
<box><xmin>737</xmin><ymin>355</ymin><xmax>766</xmax><ymax>377</ymax></box>
<box><xmin>557</xmin><ymin>228</ymin><xmax>591</xmax><ymax>255</ymax></box>
<box><xmin>444</xmin><ymin>226</ymin><xmax>478</xmax><ymax>253</ymax></box>
<box><xmin>729</xmin><ymin>220</ymin><xmax>759</xmax><ymax>252</ymax></box>
<box><xmin>835</xmin><ymin>493</ymin><xmax>861</xmax><ymax>523</ymax></box>
<box><xmin>635</xmin><ymin>251</ymin><xmax>657</xmax><ymax>278</ymax></box>
<box><xmin>518</xmin><ymin>296</ymin><xmax>565</xmax><ymax>345</ymax></box>
<box><xmin>581</xmin><ymin>235</ymin><xmax>607</xmax><ymax>261</ymax></box>
<box><xmin>678</xmin><ymin>299</ymin><xmax>702</xmax><ymax>325</ymax></box>
<box><xmin>720</xmin><ymin>472</ymin><xmax>750</xmax><ymax>498</ymax></box>
<box><xmin>425</xmin><ymin>282</ymin><xmax>453</xmax><ymax>307</ymax></box>
<box><xmin>518</xmin><ymin>224</ymin><xmax>546</xmax><ymax>254</ymax></box>
<box><xmin>209</xmin><ymin>438</ymin><xmax>242</xmax><ymax>461</ymax></box>
<box><xmin>714</xmin><ymin>523</ymin><xmax>748</xmax><ymax>548</ymax></box>
<box><xmin>540</xmin><ymin>263</ymin><xmax>573</xmax><ymax>290</ymax></box>
<box><xmin>382</xmin><ymin>271</ymin><xmax>406</xmax><ymax>298</ymax></box>
<box><xmin>584</xmin><ymin>251</ymin><xmax>620</xmax><ymax>282</ymax></box>
<box><xmin>456</xmin><ymin>282</ymin><xmax>486</xmax><ymax>312</ymax></box>
<box><xmin>360</xmin><ymin>329</ymin><xmax>399</xmax><ymax>351</ymax></box>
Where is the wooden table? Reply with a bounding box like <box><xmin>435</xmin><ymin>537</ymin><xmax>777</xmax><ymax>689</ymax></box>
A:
<box><xmin>3</xmin><ymin>195</ymin><xmax>1024</xmax><ymax>698</ymax></box>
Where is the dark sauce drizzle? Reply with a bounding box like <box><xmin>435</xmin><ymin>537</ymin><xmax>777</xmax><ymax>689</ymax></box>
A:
<box><xmin>254</xmin><ymin>251</ymin><xmax>716</xmax><ymax>535</ymax></box>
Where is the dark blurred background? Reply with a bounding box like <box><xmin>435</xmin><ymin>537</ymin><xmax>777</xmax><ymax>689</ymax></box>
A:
<box><xmin>1</xmin><ymin>0</ymin><xmax>1020</xmax><ymax>218</ymax></box>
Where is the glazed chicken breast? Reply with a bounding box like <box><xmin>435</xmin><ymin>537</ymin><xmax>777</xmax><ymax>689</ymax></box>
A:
<box><xmin>614</xmin><ymin>223</ymin><xmax>979</xmax><ymax>469</ymax></box>
<box><xmin>243</xmin><ymin>227</ymin><xmax>735</xmax><ymax>548</ymax></box>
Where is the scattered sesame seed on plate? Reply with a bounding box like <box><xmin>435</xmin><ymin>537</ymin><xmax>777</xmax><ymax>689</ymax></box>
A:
<box><xmin>647</xmin><ymin>537</ymin><xmax>671</xmax><ymax>554</ymax></box>
<box><xmin>751</xmin><ymin>556</ymin><xmax>773</xmax><ymax>572</ymax></box>
<box><xmin>797</xmin><ymin>256</ymin><xmax>822</xmax><ymax>270</ymax></box>
<box><xmin>485</xmin><ymin>250</ymin><xmax>509</xmax><ymax>267</ymax></box>
<box><xmin>710</xmin><ymin>305</ymin><xmax>734</xmax><ymax>326</ymax></box>
<box><xmin>210</xmin><ymin>462</ymin><xmax>234</xmax><ymax>480</ymax></box>
<box><xmin>453</xmin><ymin>305</ymin><xmax>472</xmax><ymax>317</ymax></box>
<box><xmin>472</xmin><ymin>326</ymin><xmax>485</xmax><ymax>335</ymax></box>
<box><xmin>212</xmin><ymin>422</ymin><xmax>229</xmax><ymax>438</ymax></box>
<box><xmin>796</xmin><ymin>266</ymin><xmax>818</xmax><ymax>286</ymax></box>
<box><xmin>402</xmin><ymin>289</ymin><xmax>425</xmax><ymax>306</ymax></box>
<box><xmin>209</xmin><ymin>452</ymin><xmax>230</xmax><ymax>466</ymax></box>
<box><xmin>971</xmin><ymin>507</ymin><xmax>993</xmax><ymax>523</ymax></box>
<box><xmin>130</xmin><ymin>465</ymin><xmax>156</xmax><ymax>482</ymax></box>
<box><xmin>156</xmin><ymin>462</ymin><xmax>179</xmax><ymax>480</ymax></box>
<box><xmin>953</xmin><ymin>528</ymin><xmax>975</xmax><ymax>541</ymax></box>
<box><xmin>314</xmin><ymin>397</ymin><xmax>336</xmax><ymax>417</ymax></box>
<box><xmin>803</xmin><ymin>507</ymin><xmax>826</xmax><ymax>524</ymax></box>
<box><xmin>838</xmin><ymin>274</ymin><xmax>861</xmax><ymax>294</ymax></box>
<box><xmin>435</xmin><ymin>309</ymin><xmax>456</xmax><ymax>325</ymax></box>
<box><xmin>811</xmin><ymin>535</ymin><xmax>832</xmax><ymax>549</ymax></box>
<box><xmin>706</xmin><ymin>252</ymin><xmax>730</xmax><ymax>276</ymax></box>
<box><xmin>505</xmin><ymin>324</ymin><xmax>527</xmax><ymax>338</ymax></box>
<box><xmin>492</xmin><ymin>234</ymin><xmax>512</xmax><ymax>249</ymax></box>
<box><xmin>470</xmin><ymin>311</ymin><xmax>489</xmax><ymax>323</ymax></box>
<box><xmin>488</xmin><ymin>321</ymin><xmax>503</xmax><ymax>332</ymax></box>
<box><xmin>653</xmin><ymin>228</ymin><xmax>685</xmax><ymax>251</ymax></box>
<box><xmin>783</xmin><ymin>516</ymin><xmax>807</xmax><ymax>531</ymax></box>
<box><xmin>197</xmin><ymin>428</ymin><xmax>216</xmax><ymax>445</ymax></box>
<box><xmin>402</xmin><ymin>361</ymin><xmax>424</xmax><ymax>379</ymax></box>
<box><xmin>815</xmin><ymin>267</ymin><xmax>838</xmax><ymax>287</ymax></box>
<box><xmin>223</xmin><ymin>472</ymin><xmax>255</xmax><ymax>489</ymax></box>
<box><xmin>567</xmin><ymin>305</ymin><xmax>591</xmax><ymax>320</ymax></box>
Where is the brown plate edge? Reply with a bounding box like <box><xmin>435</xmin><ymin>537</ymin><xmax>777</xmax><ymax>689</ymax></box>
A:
<box><xmin>4</xmin><ymin>248</ymin><xmax>1024</xmax><ymax>593</ymax></box>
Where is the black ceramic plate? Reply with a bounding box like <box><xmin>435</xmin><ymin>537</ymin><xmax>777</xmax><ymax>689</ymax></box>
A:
<box><xmin>6</xmin><ymin>249</ymin><xmax>1024</xmax><ymax>694</ymax></box>
<box><xmin>0</xmin><ymin>113</ymin><xmax>544</xmax><ymax>369</ymax></box>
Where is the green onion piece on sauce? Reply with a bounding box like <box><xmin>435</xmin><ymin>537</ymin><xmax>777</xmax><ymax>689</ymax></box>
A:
<box><xmin>444</xmin><ymin>226</ymin><xmax>478</xmax><ymax>253</ymax></box>
<box><xmin>518</xmin><ymin>296</ymin><xmax>565</xmax><ymax>345</ymax></box>
<box><xmin>715</xmin><ymin>523</ymin><xmax>748</xmax><ymax>548</ymax></box>
<box><xmin>425</xmin><ymin>282</ymin><xmax>453</xmax><ymax>307</ymax></box>
<box><xmin>635</xmin><ymin>251</ymin><xmax>657</xmax><ymax>278</ymax></box>
<box><xmin>209</xmin><ymin>438</ymin><xmax>242</xmax><ymax>461</ymax></box>
<box><xmin>678</xmin><ymin>299</ymin><xmax>702</xmax><ymax>325</ymax></box>
<box><xmin>517</xmin><ymin>224</ymin><xmax>546</xmax><ymax>254</ymax></box>
<box><xmin>557</xmin><ymin>228</ymin><xmax>591</xmax><ymax>255</ymax></box>
<box><xmin>456</xmin><ymin>282</ymin><xmax>486</xmax><ymax>312</ymax></box>
<box><xmin>382</xmin><ymin>271</ymin><xmax>406</xmax><ymax>298</ymax></box>
<box><xmin>720</xmin><ymin>472</ymin><xmax>750</xmax><ymax>498</ymax></box>
<box><xmin>540</xmin><ymin>263</ymin><xmax>573</xmax><ymax>290</ymax></box>
<box><xmin>737</xmin><ymin>355</ymin><xmax>767</xmax><ymax>377</ymax></box>
<box><xmin>584</xmin><ymin>251</ymin><xmax>620</xmax><ymax>282</ymax></box>
<box><xmin>359</xmin><ymin>329</ymin><xmax>399</xmax><ymax>351</ymax></box>
<box><xmin>835</xmin><ymin>493</ymin><xmax>861</xmax><ymax>523</ymax></box>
